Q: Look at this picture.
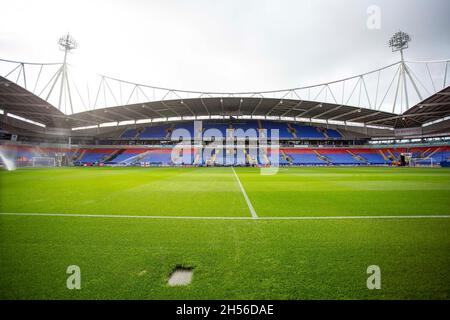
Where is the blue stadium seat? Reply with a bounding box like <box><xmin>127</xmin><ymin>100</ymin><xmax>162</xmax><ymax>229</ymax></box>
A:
<box><xmin>139</xmin><ymin>152</ymin><xmax>172</xmax><ymax>164</ymax></box>
<box><xmin>261</xmin><ymin>121</ymin><xmax>294</xmax><ymax>139</ymax></box>
<box><xmin>293</xmin><ymin>125</ymin><xmax>326</xmax><ymax>139</ymax></box>
<box><xmin>288</xmin><ymin>153</ymin><xmax>327</xmax><ymax>165</ymax></box>
<box><xmin>203</xmin><ymin>123</ymin><xmax>230</xmax><ymax>138</ymax></box>
<box><xmin>357</xmin><ymin>153</ymin><xmax>387</xmax><ymax>164</ymax></box>
<box><xmin>121</xmin><ymin>128</ymin><xmax>138</xmax><ymax>138</ymax></box>
<box><xmin>326</xmin><ymin>129</ymin><xmax>342</xmax><ymax>139</ymax></box>
<box><xmin>140</xmin><ymin>125</ymin><xmax>171</xmax><ymax>139</ymax></box>
<box><xmin>325</xmin><ymin>153</ymin><xmax>363</xmax><ymax>165</ymax></box>
<box><xmin>80</xmin><ymin>152</ymin><xmax>110</xmax><ymax>163</ymax></box>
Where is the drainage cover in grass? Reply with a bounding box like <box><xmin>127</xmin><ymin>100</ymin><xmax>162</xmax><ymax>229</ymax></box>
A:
<box><xmin>168</xmin><ymin>266</ymin><xmax>193</xmax><ymax>286</ymax></box>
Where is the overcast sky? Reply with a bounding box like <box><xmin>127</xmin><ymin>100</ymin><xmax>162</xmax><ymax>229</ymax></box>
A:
<box><xmin>1</xmin><ymin>0</ymin><xmax>449</xmax><ymax>93</ymax></box>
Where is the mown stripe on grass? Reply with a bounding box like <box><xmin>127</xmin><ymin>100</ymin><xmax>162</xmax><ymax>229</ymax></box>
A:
<box><xmin>1</xmin><ymin>212</ymin><xmax>449</xmax><ymax>220</ymax></box>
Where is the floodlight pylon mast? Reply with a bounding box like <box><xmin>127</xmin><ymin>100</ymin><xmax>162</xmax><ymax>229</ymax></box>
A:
<box><xmin>57</xmin><ymin>33</ymin><xmax>77</xmax><ymax>114</ymax></box>
<box><xmin>388</xmin><ymin>31</ymin><xmax>422</xmax><ymax>113</ymax></box>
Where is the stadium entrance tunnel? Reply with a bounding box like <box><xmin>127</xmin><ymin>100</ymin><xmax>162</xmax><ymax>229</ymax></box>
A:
<box><xmin>168</xmin><ymin>265</ymin><xmax>194</xmax><ymax>286</ymax></box>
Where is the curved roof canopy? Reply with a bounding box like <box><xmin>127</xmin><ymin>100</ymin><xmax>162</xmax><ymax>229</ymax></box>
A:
<box><xmin>1</xmin><ymin>75</ymin><xmax>449</xmax><ymax>130</ymax></box>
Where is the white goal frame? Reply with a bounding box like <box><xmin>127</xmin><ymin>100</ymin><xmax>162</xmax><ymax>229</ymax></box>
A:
<box><xmin>32</xmin><ymin>157</ymin><xmax>56</xmax><ymax>167</ymax></box>
<box><xmin>410</xmin><ymin>157</ymin><xmax>434</xmax><ymax>167</ymax></box>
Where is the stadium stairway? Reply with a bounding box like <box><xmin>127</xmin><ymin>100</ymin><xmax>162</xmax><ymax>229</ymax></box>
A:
<box><xmin>172</xmin><ymin>147</ymin><xmax>192</xmax><ymax>164</ymax></box>
<box><xmin>347</xmin><ymin>150</ymin><xmax>368</xmax><ymax>164</ymax></box>
<box><xmin>110</xmin><ymin>150</ymin><xmax>142</xmax><ymax>164</ymax></box>
<box><xmin>72</xmin><ymin>149</ymin><xmax>85</xmax><ymax>162</ymax></box>
<box><xmin>120</xmin><ymin>128</ymin><xmax>138</xmax><ymax>139</ymax></box>
<box><xmin>319</xmin><ymin>150</ymin><xmax>363</xmax><ymax>165</ymax></box>
<box><xmin>378</xmin><ymin>150</ymin><xmax>390</xmax><ymax>162</ymax></box>
<box><xmin>79</xmin><ymin>150</ymin><xmax>114</xmax><ymax>163</ymax></box>
<box><xmin>204</xmin><ymin>148</ymin><xmax>217</xmax><ymax>166</ymax></box>
<box><xmin>288</xmin><ymin>152</ymin><xmax>327</xmax><ymax>165</ymax></box>
<box><xmin>356</xmin><ymin>151</ymin><xmax>387</xmax><ymax>165</ymax></box>
<box><xmin>386</xmin><ymin>150</ymin><xmax>398</xmax><ymax>162</ymax></box>
<box><xmin>260</xmin><ymin>149</ymin><xmax>270</xmax><ymax>165</ymax></box>
<box><xmin>72</xmin><ymin>148</ymin><xmax>80</xmax><ymax>161</ymax></box>
<box><xmin>120</xmin><ymin>151</ymin><xmax>150</xmax><ymax>164</ymax></box>
<box><xmin>287</xmin><ymin>123</ymin><xmax>298</xmax><ymax>138</ymax></box>
<box><xmin>313</xmin><ymin>150</ymin><xmax>331</xmax><ymax>164</ymax></box>
<box><xmin>260</xmin><ymin>121</ymin><xmax>294</xmax><ymax>139</ymax></box>
<box><xmin>245</xmin><ymin>149</ymin><xmax>258</xmax><ymax>165</ymax></box>
<box><xmin>103</xmin><ymin>149</ymin><xmax>125</xmax><ymax>162</ymax></box>
<box><xmin>424</xmin><ymin>147</ymin><xmax>440</xmax><ymax>159</ymax></box>
<box><xmin>193</xmin><ymin>149</ymin><xmax>202</xmax><ymax>165</ymax></box>
<box><xmin>139</xmin><ymin>124</ymin><xmax>172</xmax><ymax>139</ymax></box>
<box><xmin>326</xmin><ymin>128</ymin><xmax>343</xmax><ymax>139</ymax></box>
<box><xmin>213</xmin><ymin>148</ymin><xmax>223</xmax><ymax>165</ymax></box>
<box><xmin>318</xmin><ymin>127</ymin><xmax>329</xmax><ymax>138</ymax></box>
<box><xmin>419</xmin><ymin>148</ymin><xmax>431</xmax><ymax>158</ymax></box>
<box><xmin>134</xmin><ymin>128</ymin><xmax>144</xmax><ymax>139</ymax></box>
<box><xmin>280</xmin><ymin>150</ymin><xmax>292</xmax><ymax>165</ymax></box>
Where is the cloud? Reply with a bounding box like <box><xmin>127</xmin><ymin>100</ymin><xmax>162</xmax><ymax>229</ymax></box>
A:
<box><xmin>0</xmin><ymin>0</ymin><xmax>448</xmax><ymax>111</ymax></box>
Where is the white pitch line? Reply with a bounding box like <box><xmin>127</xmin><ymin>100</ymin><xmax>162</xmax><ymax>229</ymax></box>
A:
<box><xmin>1</xmin><ymin>212</ymin><xmax>449</xmax><ymax>221</ymax></box>
<box><xmin>231</xmin><ymin>167</ymin><xmax>258</xmax><ymax>219</ymax></box>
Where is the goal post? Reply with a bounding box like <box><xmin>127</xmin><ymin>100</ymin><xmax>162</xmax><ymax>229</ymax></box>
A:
<box><xmin>410</xmin><ymin>157</ymin><xmax>434</xmax><ymax>167</ymax></box>
<box><xmin>32</xmin><ymin>157</ymin><xmax>57</xmax><ymax>167</ymax></box>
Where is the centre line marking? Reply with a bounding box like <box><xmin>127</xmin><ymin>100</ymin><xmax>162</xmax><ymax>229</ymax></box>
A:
<box><xmin>231</xmin><ymin>167</ymin><xmax>258</xmax><ymax>219</ymax></box>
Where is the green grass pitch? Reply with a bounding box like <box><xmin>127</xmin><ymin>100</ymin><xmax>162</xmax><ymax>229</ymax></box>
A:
<box><xmin>0</xmin><ymin>166</ymin><xmax>449</xmax><ymax>299</ymax></box>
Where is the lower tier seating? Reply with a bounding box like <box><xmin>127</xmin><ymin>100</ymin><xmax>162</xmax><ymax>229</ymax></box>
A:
<box><xmin>2</xmin><ymin>144</ymin><xmax>447</xmax><ymax>167</ymax></box>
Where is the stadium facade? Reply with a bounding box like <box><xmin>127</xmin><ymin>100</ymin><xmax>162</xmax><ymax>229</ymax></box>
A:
<box><xmin>0</xmin><ymin>37</ymin><xmax>449</xmax><ymax>168</ymax></box>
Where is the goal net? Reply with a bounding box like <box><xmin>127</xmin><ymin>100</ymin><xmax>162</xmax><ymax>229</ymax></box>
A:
<box><xmin>32</xmin><ymin>157</ymin><xmax>56</xmax><ymax>167</ymax></box>
<box><xmin>410</xmin><ymin>157</ymin><xmax>435</xmax><ymax>167</ymax></box>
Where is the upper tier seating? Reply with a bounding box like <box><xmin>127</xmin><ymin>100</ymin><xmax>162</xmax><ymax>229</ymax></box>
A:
<box><xmin>203</xmin><ymin>123</ymin><xmax>230</xmax><ymax>138</ymax></box>
<box><xmin>119</xmin><ymin>121</ymin><xmax>347</xmax><ymax>140</ymax></box>
<box><xmin>260</xmin><ymin>121</ymin><xmax>294</xmax><ymax>139</ymax></box>
<box><xmin>139</xmin><ymin>125</ymin><xmax>171</xmax><ymax>139</ymax></box>
<box><xmin>293</xmin><ymin>124</ymin><xmax>326</xmax><ymax>139</ymax></box>
<box><xmin>232</xmin><ymin>120</ymin><xmax>261</xmax><ymax>138</ymax></box>
<box><xmin>326</xmin><ymin>128</ymin><xmax>342</xmax><ymax>139</ymax></box>
<box><xmin>173</xmin><ymin>123</ymin><xmax>196</xmax><ymax>137</ymax></box>
<box><xmin>121</xmin><ymin>128</ymin><xmax>138</xmax><ymax>138</ymax></box>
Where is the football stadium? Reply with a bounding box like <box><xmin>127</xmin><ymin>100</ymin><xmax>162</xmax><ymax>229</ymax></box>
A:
<box><xmin>1</xmin><ymin>3</ymin><xmax>450</xmax><ymax>303</ymax></box>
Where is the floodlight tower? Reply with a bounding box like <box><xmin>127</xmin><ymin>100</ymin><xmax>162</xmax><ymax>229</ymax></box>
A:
<box><xmin>388</xmin><ymin>31</ymin><xmax>421</xmax><ymax>113</ymax></box>
<box><xmin>389</xmin><ymin>31</ymin><xmax>411</xmax><ymax>62</ymax></box>
<box><xmin>57</xmin><ymin>33</ymin><xmax>77</xmax><ymax>113</ymax></box>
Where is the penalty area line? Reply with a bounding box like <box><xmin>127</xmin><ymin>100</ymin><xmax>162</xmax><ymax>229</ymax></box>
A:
<box><xmin>0</xmin><ymin>212</ymin><xmax>449</xmax><ymax>221</ymax></box>
<box><xmin>231</xmin><ymin>167</ymin><xmax>258</xmax><ymax>219</ymax></box>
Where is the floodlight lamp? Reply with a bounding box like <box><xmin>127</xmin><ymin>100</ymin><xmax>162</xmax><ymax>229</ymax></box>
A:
<box><xmin>58</xmin><ymin>33</ymin><xmax>78</xmax><ymax>52</ymax></box>
<box><xmin>388</xmin><ymin>31</ymin><xmax>411</xmax><ymax>52</ymax></box>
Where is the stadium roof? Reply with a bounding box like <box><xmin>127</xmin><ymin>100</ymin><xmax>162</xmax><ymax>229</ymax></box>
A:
<box><xmin>0</xmin><ymin>76</ymin><xmax>66</xmax><ymax>127</ymax></box>
<box><xmin>61</xmin><ymin>86</ymin><xmax>450</xmax><ymax>129</ymax></box>
<box><xmin>66</xmin><ymin>97</ymin><xmax>401</xmax><ymax>129</ymax></box>
<box><xmin>396</xmin><ymin>85</ymin><xmax>450</xmax><ymax>128</ymax></box>
<box><xmin>1</xmin><ymin>74</ymin><xmax>449</xmax><ymax>131</ymax></box>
